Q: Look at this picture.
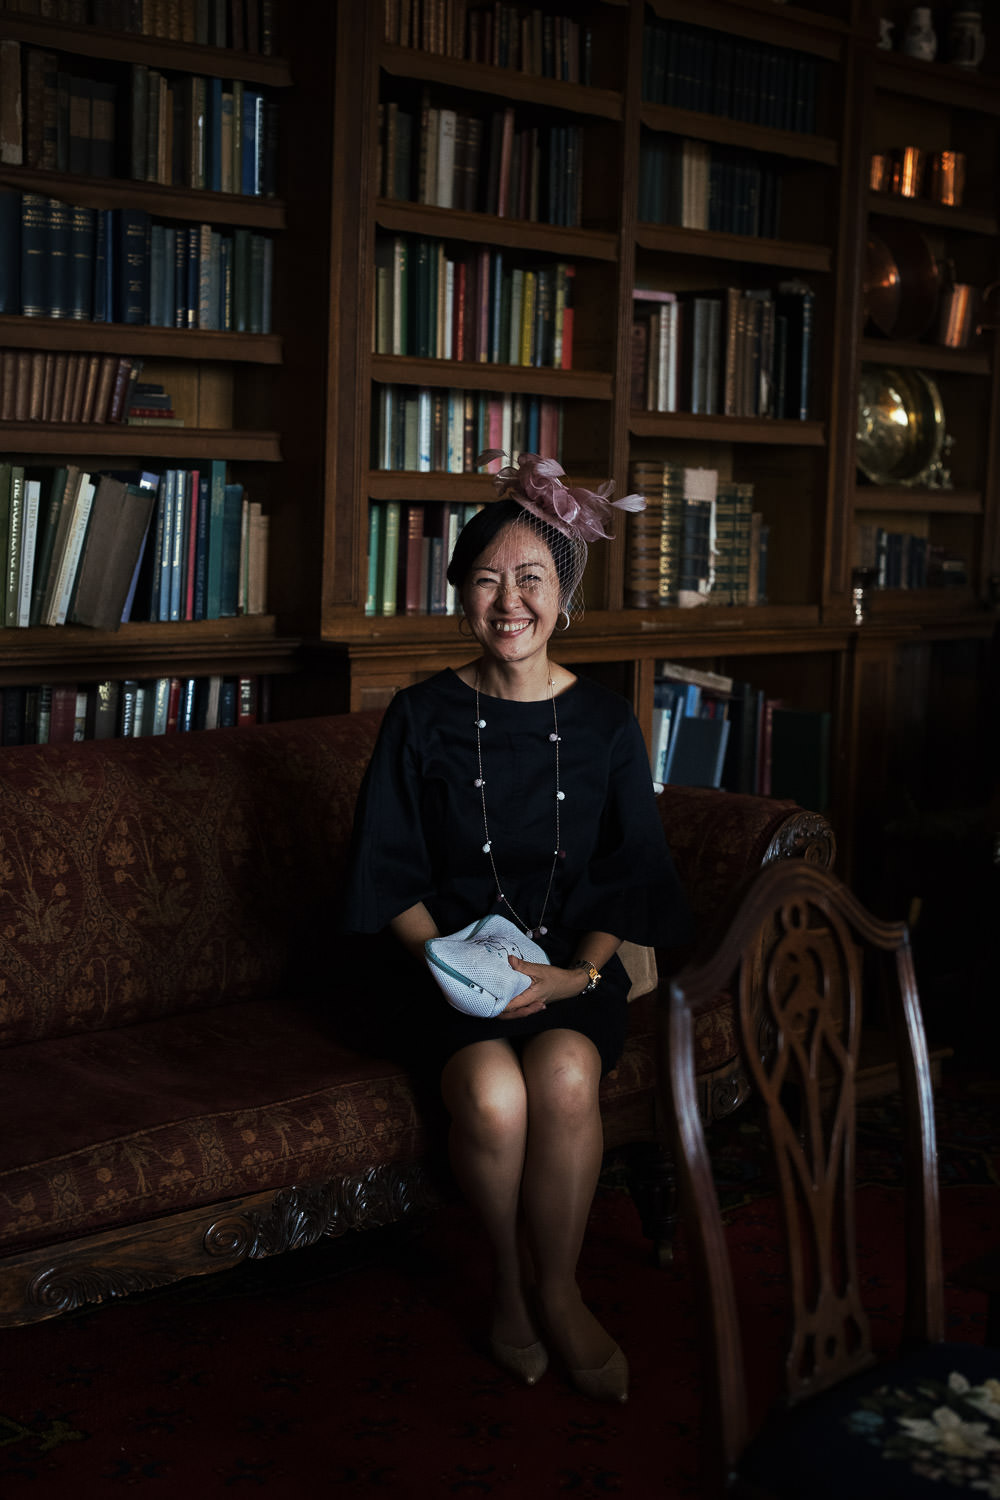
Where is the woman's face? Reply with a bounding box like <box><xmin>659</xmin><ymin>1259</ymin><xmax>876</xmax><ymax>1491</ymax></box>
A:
<box><xmin>461</xmin><ymin>522</ymin><xmax>561</xmax><ymax>668</ymax></box>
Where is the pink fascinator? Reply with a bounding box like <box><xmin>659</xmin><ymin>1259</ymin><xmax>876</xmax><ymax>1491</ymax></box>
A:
<box><xmin>478</xmin><ymin>451</ymin><xmax>646</xmax><ymax>543</ymax></box>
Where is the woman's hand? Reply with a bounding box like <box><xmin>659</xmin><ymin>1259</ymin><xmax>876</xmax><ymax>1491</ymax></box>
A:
<box><xmin>501</xmin><ymin>957</ymin><xmax>593</xmax><ymax>1016</ymax></box>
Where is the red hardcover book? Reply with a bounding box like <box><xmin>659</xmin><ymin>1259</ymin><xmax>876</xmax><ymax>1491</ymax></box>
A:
<box><xmin>165</xmin><ymin>677</ymin><xmax>182</xmax><ymax>733</ymax></box>
<box><xmin>454</xmin><ymin>259</ymin><xmax>467</xmax><ymax>362</ymax></box>
<box><xmin>48</xmin><ymin>685</ymin><xmax>78</xmax><ymax>744</ymax></box>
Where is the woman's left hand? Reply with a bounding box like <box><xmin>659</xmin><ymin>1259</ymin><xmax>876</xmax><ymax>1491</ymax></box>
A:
<box><xmin>501</xmin><ymin>957</ymin><xmax>590</xmax><ymax>1016</ymax></box>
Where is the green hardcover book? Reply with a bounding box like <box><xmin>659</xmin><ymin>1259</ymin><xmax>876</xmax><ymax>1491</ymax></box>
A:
<box><xmin>365</xmin><ymin>502</ymin><xmax>383</xmax><ymax>617</ymax></box>
<box><xmin>29</xmin><ymin>464</ymin><xmax>71</xmax><ymax>626</ymax></box>
<box><xmin>380</xmin><ymin>501</ymin><xmax>401</xmax><ymax>617</ymax></box>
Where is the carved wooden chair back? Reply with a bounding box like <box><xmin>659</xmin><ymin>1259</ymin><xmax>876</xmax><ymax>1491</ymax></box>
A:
<box><xmin>661</xmin><ymin>859</ymin><xmax>992</xmax><ymax>1499</ymax></box>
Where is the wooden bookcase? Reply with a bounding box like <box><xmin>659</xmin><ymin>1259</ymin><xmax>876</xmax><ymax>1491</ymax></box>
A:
<box><xmin>0</xmin><ymin>4</ymin><xmax>305</xmax><ymax>718</ymax></box>
<box><xmin>2</xmin><ymin>0</ymin><xmax>998</xmax><ymax>900</ymax></box>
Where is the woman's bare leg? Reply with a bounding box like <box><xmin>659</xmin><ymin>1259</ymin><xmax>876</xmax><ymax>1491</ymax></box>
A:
<box><xmin>441</xmin><ymin>1039</ymin><xmax>539</xmax><ymax>1349</ymax></box>
<box><xmin>519</xmin><ymin>1028</ymin><xmax>617</xmax><ymax>1373</ymax></box>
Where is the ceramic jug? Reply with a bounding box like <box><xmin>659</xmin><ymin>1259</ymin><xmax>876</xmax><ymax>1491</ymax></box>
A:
<box><xmin>903</xmin><ymin>7</ymin><xmax>937</xmax><ymax>60</ymax></box>
<box><xmin>950</xmin><ymin>8</ymin><xmax>985</xmax><ymax>69</ymax></box>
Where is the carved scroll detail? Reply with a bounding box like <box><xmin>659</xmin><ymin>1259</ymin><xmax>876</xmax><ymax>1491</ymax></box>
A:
<box><xmin>204</xmin><ymin>1164</ymin><xmax>445</xmax><ymax>1262</ymax></box>
<box><xmin>764</xmin><ymin>813</ymin><xmax>837</xmax><ymax>870</ymax></box>
<box><xmin>28</xmin><ymin>1264</ymin><xmax>173</xmax><ymax>1313</ymax></box>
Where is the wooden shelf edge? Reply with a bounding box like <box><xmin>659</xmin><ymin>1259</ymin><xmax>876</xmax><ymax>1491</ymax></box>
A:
<box><xmin>858</xmin><ymin>339</ymin><xmax>991</xmax><ymax>377</ymax></box>
<box><xmin>646</xmin><ymin>0</ymin><xmax>848</xmax><ymax>55</ymax></box>
<box><xmin>0</xmin><ymin>167</ymin><xmax>285</xmax><ymax>231</ymax></box>
<box><xmin>373</xmin><ymin>200</ymin><xmax>618</xmax><ymax>260</ymax></box>
<box><xmin>634</xmin><ymin>223</ymin><xmax>831</xmax><ymax>273</ymax></box>
<box><xmin>0</xmin><ymin>425</ymin><xmax>282</xmax><ymax>459</ymax></box>
<box><xmin>0</xmin><ymin>318</ymin><xmax>282</xmax><ymax>364</ymax></box>
<box><xmin>872</xmin><ymin>51</ymin><xmax>1000</xmax><ymax>116</ymax></box>
<box><xmin>0</xmin><ymin>15</ymin><xmax>292</xmax><ymax>87</ymax></box>
<box><xmin>629</xmin><ymin>412</ymin><xmax>826</xmax><ymax>445</ymax></box>
<box><xmin>854</xmin><ymin>487</ymin><xmax>983</xmax><ymax>515</ymax></box>
<box><xmin>369</xmin><ymin>356</ymin><xmax>612</xmax><ymax>400</ymax></box>
<box><xmin>867</xmin><ymin>191</ymin><xmax>997</xmax><ymax>238</ymax></box>
<box><xmin>378</xmin><ymin>45</ymin><xmax>623</xmax><ymax>119</ymax></box>
<box><xmin>0</xmin><ymin>620</ymin><xmax>302</xmax><ymax>686</ymax></box>
<box><xmin>640</xmin><ymin>103</ymin><xmax>838</xmax><ymax>166</ymax></box>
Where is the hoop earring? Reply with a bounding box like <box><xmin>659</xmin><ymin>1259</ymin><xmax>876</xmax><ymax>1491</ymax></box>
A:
<box><xmin>557</xmin><ymin>609</ymin><xmax>571</xmax><ymax>631</ymax></box>
<box><xmin>458</xmin><ymin>616</ymin><xmax>473</xmax><ymax>638</ymax></box>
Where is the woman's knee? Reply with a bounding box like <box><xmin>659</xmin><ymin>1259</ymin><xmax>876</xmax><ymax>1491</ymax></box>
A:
<box><xmin>523</xmin><ymin>1031</ymin><xmax>602</xmax><ymax>1121</ymax></box>
<box><xmin>442</xmin><ymin>1043</ymin><xmax>528</xmax><ymax>1142</ymax></box>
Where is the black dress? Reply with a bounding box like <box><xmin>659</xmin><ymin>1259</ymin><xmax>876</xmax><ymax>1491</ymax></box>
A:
<box><xmin>340</xmin><ymin>670</ymin><xmax>690</xmax><ymax>1078</ymax></box>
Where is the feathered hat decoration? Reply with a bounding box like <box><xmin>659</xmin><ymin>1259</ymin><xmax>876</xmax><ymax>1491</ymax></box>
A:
<box><xmin>478</xmin><ymin>451</ymin><xmax>646</xmax><ymax>544</ymax></box>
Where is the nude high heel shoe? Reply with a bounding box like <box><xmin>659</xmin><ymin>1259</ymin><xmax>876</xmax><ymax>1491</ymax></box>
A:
<box><xmin>569</xmin><ymin>1343</ymin><xmax>629</xmax><ymax>1403</ymax></box>
<box><xmin>488</xmin><ymin>1336</ymin><xmax>549</xmax><ymax>1387</ymax></box>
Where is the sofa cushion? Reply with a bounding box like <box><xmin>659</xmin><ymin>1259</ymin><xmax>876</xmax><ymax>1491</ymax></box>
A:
<box><xmin>0</xmin><ymin>994</ymin><xmax>659</xmax><ymax>1260</ymax></box>
<box><xmin>0</xmin><ymin>715</ymin><xmax>381</xmax><ymax>1047</ymax></box>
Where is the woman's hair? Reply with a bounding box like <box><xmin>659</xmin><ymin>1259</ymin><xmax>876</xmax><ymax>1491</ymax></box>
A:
<box><xmin>446</xmin><ymin>499</ymin><xmax>584</xmax><ymax>611</ymax></box>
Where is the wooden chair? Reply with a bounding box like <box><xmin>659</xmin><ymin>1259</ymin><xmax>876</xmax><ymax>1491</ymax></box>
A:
<box><xmin>661</xmin><ymin>860</ymin><xmax>995</xmax><ymax>1500</ymax></box>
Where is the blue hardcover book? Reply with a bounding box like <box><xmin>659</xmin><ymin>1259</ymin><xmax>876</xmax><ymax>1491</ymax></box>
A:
<box><xmin>178</xmin><ymin>677</ymin><xmax>197</xmax><ymax>733</ymax></box>
<box><xmin>115</xmin><ymin>207</ymin><xmax>151</xmax><ymax>324</ymax></box>
<box><xmin>219</xmin><ymin>483</ymin><xmax>243</xmax><ymax>617</ymax></box>
<box><xmin>241</xmin><ymin>90</ymin><xmax>258</xmax><ymax>196</ymax></box>
<box><xmin>192</xmin><ymin>472</ymin><xmax>210</xmax><ymax>620</ymax></box>
<box><xmin>173</xmin><ymin>224</ymin><xmax>187</xmax><ymax>328</ymax></box>
<box><xmin>205</xmin><ymin>460</ymin><xmax>227</xmax><ymax>618</ymax></box>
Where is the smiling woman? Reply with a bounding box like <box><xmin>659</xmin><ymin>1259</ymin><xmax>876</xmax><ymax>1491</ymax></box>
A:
<box><xmin>340</xmin><ymin>453</ymin><xmax>691</xmax><ymax>1406</ymax></box>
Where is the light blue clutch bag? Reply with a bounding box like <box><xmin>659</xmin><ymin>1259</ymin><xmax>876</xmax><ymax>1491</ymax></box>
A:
<box><xmin>425</xmin><ymin>914</ymin><xmax>550</xmax><ymax>1018</ymax></box>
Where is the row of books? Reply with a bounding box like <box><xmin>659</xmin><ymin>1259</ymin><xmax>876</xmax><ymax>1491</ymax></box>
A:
<box><xmin>638</xmin><ymin>136</ymin><xmax>783</xmax><ymax>241</ymax></box>
<box><xmin>0</xmin><ymin>673</ymin><xmax>270</xmax><ymax>747</ymax></box>
<box><xmin>0</xmin><ymin>191</ymin><xmax>274</xmax><ymax>330</ymax></box>
<box><xmin>374</xmin><ymin>234</ymin><xmax>575</xmax><ymax>368</ymax></box>
<box><xmin>631</xmin><ymin>281</ymin><xmax>815</xmax><ymax>421</ymax></box>
<box><xmin>128</xmin><ymin>65</ymin><xmax>277</xmax><ymax>196</ymax></box>
<box><xmin>1</xmin><ymin>42</ymin><xmax>277</xmax><ymax>196</ymax></box>
<box><xmin>651</xmin><ymin>658</ymin><xmax>832</xmax><ymax>815</ymax></box>
<box><xmin>627</xmin><ymin>461</ymin><xmax>769</xmax><ymax>610</ymax></box>
<box><xmin>365</xmin><ymin>499</ymin><xmax>482</xmax><ymax>619</ymax></box>
<box><xmin>641</xmin><ymin>18</ymin><xmax>820</xmax><ymax>136</ymax></box>
<box><xmin>0</xmin><ymin>0</ymin><xmax>276</xmax><ymax>53</ymax></box>
<box><xmin>0</xmin><ymin>459</ymin><xmax>268</xmax><ymax>631</ymax></box>
<box><xmin>855</xmin><ymin>525</ymin><xmax>969</xmax><ymax>590</ymax></box>
<box><xmin>379</xmin><ymin>96</ymin><xmax>583</xmax><ymax>228</ymax></box>
<box><xmin>384</xmin><ymin>1</ymin><xmax>593</xmax><ymax>83</ymax></box>
<box><xmin>373</xmin><ymin>385</ymin><xmax>564</xmax><ymax>475</ymax></box>
<box><xmin>0</xmin><ymin>350</ymin><xmax>168</xmax><ymax>425</ymax></box>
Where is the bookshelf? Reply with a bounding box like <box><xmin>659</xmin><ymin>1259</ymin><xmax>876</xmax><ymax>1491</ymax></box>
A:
<box><xmin>312</xmin><ymin>0</ymin><xmax>998</xmax><ymax>891</ymax></box>
<box><xmin>0</xmin><ymin>1</ymin><xmax>305</xmax><ymax>734</ymax></box>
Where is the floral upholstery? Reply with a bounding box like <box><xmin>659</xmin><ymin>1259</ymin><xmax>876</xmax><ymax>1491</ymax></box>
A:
<box><xmin>0</xmin><ymin>711</ymin><xmax>828</xmax><ymax>1269</ymax></box>
<box><xmin>742</xmin><ymin>1345</ymin><xmax>1000</xmax><ymax>1498</ymax></box>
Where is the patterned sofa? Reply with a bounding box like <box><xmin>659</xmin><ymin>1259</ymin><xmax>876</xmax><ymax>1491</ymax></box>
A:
<box><xmin>0</xmin><ymin>709</ymin><xmax>834</xmax><ymax>1328</ymax></box>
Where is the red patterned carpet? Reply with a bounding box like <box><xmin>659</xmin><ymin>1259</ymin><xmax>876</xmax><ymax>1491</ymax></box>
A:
<box><xmin>1</xmin><ymin>1068</ymin><xmax>996</xmax><ymax>1499</ymax></box>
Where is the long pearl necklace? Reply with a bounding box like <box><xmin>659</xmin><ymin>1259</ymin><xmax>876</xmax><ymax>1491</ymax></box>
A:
<box><xmin>473</xmin><ymin>675</ymin><xmax>564</xmax><ymax>939</ymax></box>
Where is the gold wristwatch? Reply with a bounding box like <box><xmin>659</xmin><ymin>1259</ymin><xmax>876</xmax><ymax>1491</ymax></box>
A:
<box><xmin>574</xmin><ymin>959</ymin><xmax>602</xmax><ymax>994</ymax></box>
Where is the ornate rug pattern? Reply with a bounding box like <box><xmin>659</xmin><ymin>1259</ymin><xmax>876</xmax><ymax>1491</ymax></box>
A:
<box><xmin>1</xmin><ymin>1072</ymin><xmax>996</xmax><ymax>1498</ymax></box>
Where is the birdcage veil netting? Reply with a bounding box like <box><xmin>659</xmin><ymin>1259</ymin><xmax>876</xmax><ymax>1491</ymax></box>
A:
<box><xmin>445</xmin><ymin>452</ymin><xmax>646</xmax><ymax>622</ymax></box>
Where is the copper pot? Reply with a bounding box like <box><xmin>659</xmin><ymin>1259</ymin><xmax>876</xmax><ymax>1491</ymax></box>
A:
<box><xmin>866</xmin><ymin>216</ymin><xmax>941</xmax><ymax>340</ymax></box>
<box><xmin>936</xmin><ymin>283</ymin><xmax>980</xmax><ymax>347</ymax></box>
